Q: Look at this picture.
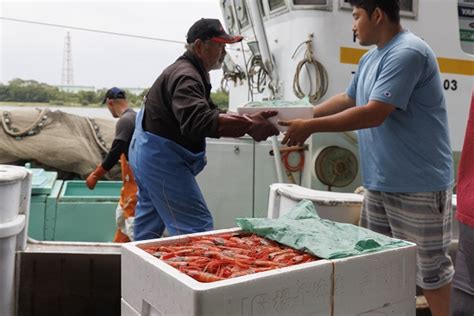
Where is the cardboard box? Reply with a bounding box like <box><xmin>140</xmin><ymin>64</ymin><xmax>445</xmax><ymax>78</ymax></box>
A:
<box><xmin>122</xmin><ymin>228</ymin><xmax>416</xmax><ymax>316</ymax></box>
<box><xmin>236</xmin><ymin>105</ymin><xmax>313</xmax><ymax>132</ymax></box>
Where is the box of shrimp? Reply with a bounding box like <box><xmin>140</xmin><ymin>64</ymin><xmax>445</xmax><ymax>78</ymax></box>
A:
<box><xmin>121</xmin><ymin>227</ymin><xmax>416</xmax><ymax>316</ymax></box>
<box><xmin>121</xmin><ymin>228</ymin><xmax>333</xmax><ymax>316</ymax></box>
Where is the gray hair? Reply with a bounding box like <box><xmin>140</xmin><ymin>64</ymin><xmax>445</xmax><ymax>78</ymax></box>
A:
<box><xmin>185</xmin><ymin>39</ymin><xmax>213</xmax><ymax>53</ymax></box>
<box><xmin>185</xmin><ymin>42</ymin><xmax>195</xmax><ymax>53</ymax></box>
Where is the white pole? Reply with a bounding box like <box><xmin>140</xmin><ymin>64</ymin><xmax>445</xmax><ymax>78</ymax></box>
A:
<box><xmin>271</xmin><ymin>136</ymin><xmax>286</xmax><ymax>183</ymax></box>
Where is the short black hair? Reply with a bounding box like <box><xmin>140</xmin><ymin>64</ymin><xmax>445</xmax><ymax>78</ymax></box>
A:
<box><xmin>348</xmin><ymin>0</ymin><xmax>400</xmax><ymax>24</ymax></box>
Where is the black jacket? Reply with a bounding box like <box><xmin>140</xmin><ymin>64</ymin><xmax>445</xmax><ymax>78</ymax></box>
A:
<box><xmin>143</xmin><ymin>51</ymin><xmax>220</xmax><ymax>153</ymax></box>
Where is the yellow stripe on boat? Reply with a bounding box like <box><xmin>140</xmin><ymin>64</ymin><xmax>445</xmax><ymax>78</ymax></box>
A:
<box><xmin>340</xmin><ymin>47</ymin><xmax>474</xmax><ymax>76</ymax></box>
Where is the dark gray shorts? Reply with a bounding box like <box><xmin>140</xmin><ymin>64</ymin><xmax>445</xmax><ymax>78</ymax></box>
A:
<box><xmin>360</xmin><ymin>189</ymin><xmax>454</xmax><ymax>290</ymax></box>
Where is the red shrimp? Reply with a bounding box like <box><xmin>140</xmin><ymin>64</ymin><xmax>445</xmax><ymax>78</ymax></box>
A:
<box><xmin>185</xmin><ymin>270</ymin><xmax>225</xmax><ymax>283</ymax></box>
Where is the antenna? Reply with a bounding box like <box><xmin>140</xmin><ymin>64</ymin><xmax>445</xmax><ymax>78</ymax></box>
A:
<box><xmin>61</xmin><ymin>31</ymin><xmax>74</xmax><ymax>85</ymax></box>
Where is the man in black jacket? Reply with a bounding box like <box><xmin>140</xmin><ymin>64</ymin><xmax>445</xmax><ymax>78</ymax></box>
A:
<box><xmin>129</xmin><ymin>18</ymin><xmax>278</xmax><ymax>240</ymax></box>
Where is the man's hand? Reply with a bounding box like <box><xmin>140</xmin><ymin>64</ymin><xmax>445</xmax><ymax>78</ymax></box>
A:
<box><xmin>279</xmin><ymin>119</ymin><xmax>312</xmax><ymax>147</ymax></box>
<box><xmin>217</xmin><ymin>113</ymin><xmax>254</xmax><ymax>138</ymax></box>
<box><xmin>245</xmin><ymin>110</ymin><xmax>279</xmax><ymax>141</ymax></box>
<box><xmin>85</xmin><ymin>165</ymin><xmax>107</xmax><ymax>190</ymax></box>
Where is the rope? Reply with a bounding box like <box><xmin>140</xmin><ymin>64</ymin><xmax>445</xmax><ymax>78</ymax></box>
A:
<box><xmin>1</xmin><ymin>107</ymin><xmax>109</xmax><ymax>155</ymax></box>
<box><xmin>86</xmin><ymin>118</ymin><xmax>109</xmax><ymax>154</ymax></box>
<box><xmin>292</xmin><ymin>33</ymin><xmax>328</xmax><ymax>103</ymax></box>
<box><xmin>247</xmin><ymin>54</ymin><xmax>268</xmax><ymax>94</ymax></box>
<box><xmin>1</xmin><ymin>108</ymin><xmax>49</xmax><ymax>138</ymax></box>
<box><xmin>220</xmin><ymin>63</ymin><xmax>246</xmax><ymax>92</ymax></box>
<box><xmin>282</xmin><ymin>150</ymin><xmax>305</xmax><ymax>173</ymax></box>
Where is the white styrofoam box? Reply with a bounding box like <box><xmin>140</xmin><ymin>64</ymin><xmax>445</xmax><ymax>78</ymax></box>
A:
<box><xmin>236</xmin><ymin>105</ymin><xmax>313</xmax><ymax>132</ymax></box>
<box><xmin>333</xmin><ymin>245</ymin><xmax>417</xmax><ymax>315</ymax></box>
<box><xmin>122</xmin><ymin>228</ymin><xmax>416</xmax><ymax>316</ymax></box>
<box><xmin>268</xmin><ymin>183</ymin><xmax>363</xmax><ymax>225</ymax></box>
<box><xmin>358</xmin><ymin>298</ymin><xmax>416</xmax><ymax>315</ymax></box>
<box><xmin>122</xmin><ymin>228</ymin><xmax>333</xmax><ymax>316</ymax></box>
<box><xmin>121</xmin><ymin>299</ymin><xmax>140</xmax><ymax>316</ymax></box>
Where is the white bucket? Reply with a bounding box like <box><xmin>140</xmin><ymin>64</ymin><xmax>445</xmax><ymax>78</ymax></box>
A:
<box><xmin>267</xmin><ymin>183</ymin><xmax>363</xmax><ymax>224</ymax></box>
<box><xmin>0</xmin><ymin>165</ymin><xmax>32</xmax><ymax>316</ymax></box>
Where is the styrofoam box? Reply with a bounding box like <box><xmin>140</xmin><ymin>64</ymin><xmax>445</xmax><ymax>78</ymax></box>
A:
<box><xmin>268</xmin><ymin>183</ymin><xmax>363</xmax><ymax>225</ymax></box>
<box><xmin>236</xmin><ymin>106</ymin><xmax>314</xmax><ymax>132</ymax></box>
<box><xmin>122</xmin><ymin>228</ymin><xmax>416</xmax><ymax>316</ymax></box>
<box><xmin>121</xmin><ymin>298</ymin><xmax>140</xmax><ymax>316</ymax></box>
<box><xmin>358</xmin><ymin>298</ymin><xmax>416</xmax><ymax>315</ymax></box>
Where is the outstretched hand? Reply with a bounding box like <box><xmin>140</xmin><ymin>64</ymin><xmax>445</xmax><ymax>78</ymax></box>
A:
<box><xmin>246</xmin><ymin>110</ymin><xmax>279</xmax><ymax>141</ymax></box>
<box><xmin>278</xmin><ymin>119</ymin><xmax>312</xmax><ymax>146</ymax></box>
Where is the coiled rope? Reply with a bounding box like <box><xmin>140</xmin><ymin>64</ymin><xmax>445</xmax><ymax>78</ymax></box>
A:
<box><xmin>247</xmin><ymin>54</ymin><xmax>268</xmax><ymax>94</ymax></box>
<box><xmin>292</xmin><ymin>33</ymin><xmax>328</xmax><ymax>103</ymax></box>
<box><xmin>221</xmin><ymin>63</ymin><xmax>246</xmax><ymax>92</ymax></box>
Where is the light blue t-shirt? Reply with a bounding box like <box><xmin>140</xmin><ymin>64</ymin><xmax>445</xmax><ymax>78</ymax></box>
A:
<box><xmin>346</xmin><ymin>30</ymin><xmax>453</xmax><ymax>192</ymax></box>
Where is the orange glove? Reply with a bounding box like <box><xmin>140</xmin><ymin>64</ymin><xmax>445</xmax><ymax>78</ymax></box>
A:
<box><xmin>86</xmin><ymin>165</ymin><xmax>107</xmax><ymax>190</ymax></box>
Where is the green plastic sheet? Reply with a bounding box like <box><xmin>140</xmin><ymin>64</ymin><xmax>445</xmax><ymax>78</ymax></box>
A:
<box><xmin>236</xmin><ymin>199</ymin><xmax>410</xmax><ymax>259</ymax></box>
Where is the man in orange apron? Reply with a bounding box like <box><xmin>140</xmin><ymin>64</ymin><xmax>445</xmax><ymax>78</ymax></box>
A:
<box><xmin>86</xmin><ymin>87</ymin><xmax>137</xmax><ymax>242</ymax></box>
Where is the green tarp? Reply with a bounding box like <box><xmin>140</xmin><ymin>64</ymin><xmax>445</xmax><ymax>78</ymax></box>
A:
<box><xmin>237</xmin><ymin>199</ymin><xmax>410</xmax><ymax>259</ymax></box>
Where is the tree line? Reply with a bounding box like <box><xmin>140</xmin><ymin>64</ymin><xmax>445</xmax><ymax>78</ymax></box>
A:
<box><xmin>0</xmin><ymin>78</ymin><xmax>229</xmax><ymax>109</ymax></box>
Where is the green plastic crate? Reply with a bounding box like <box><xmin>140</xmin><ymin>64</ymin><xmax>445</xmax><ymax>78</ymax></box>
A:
<box><xmin>27</xmin><ymin>168</ymin><xmax>60</xmax><ymax>240</ymax></box>
<box><xmin>54</xmin><ymin>181</ymin><xmax>122</xmax><ymax>242</ymax></box>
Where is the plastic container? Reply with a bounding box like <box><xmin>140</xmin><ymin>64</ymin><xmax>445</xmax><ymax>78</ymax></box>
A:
<box><xmin>267</xmin><ymin>183</ymin><xmax>363</xmax><ymax>225</ymax></box>
<box><xmin>53</xmin><ymin>180</ymin><xmax>121</xmax><ymax>242</ymax></box>
<box><xmin>0</xmin><ymin>165</ymin><xmax>32</xmax><ymax>316</ymax></box>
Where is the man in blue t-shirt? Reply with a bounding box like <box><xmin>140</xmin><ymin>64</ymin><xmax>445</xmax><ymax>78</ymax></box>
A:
<box><xmin>279</xmin><ymin>1</ymin><xmax>453</xmax><ymax>315</ymax></box>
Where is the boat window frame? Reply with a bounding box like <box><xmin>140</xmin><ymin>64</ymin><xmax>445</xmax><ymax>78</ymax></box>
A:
<box><xmin>257</xmin><ymin>0</ymin><xmax>268</xmax><ymax>18</ymax></box>
<box><xmin>221</xmin><ymin>0</ymin><xmax>238</xmax><ymax>35</ymax></box>
<box><xmin>290</xmin><ymin>0</ymin><xmax>332</xmax><ymax>11</ymax></box>
<box><xmin>267</xmin><ymin>0</ymin><xmax>290</xmax><ymax>17</ymax></box>
<box><xmin>235</xmin><ymin>0</ymin><xmax>251</xmax><ymax>29</ymax></box>
<box><xmin>338</xmin><ymin>0</ymin><xmax>419</xmax><ymax>19</ymax></box>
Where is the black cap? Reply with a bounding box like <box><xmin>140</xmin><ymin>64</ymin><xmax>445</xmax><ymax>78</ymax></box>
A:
<box><xmin>102</xmin><ymin>87</ymin><xmax>126</xmax><ymax>104</ymax></box>
<box><xmin>186</xmin><ymin>18</ymin><xmax>243</xmax><ymax>44</ymax></box>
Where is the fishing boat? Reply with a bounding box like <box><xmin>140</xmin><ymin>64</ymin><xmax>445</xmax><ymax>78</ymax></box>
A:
<box><xmin>1</xmin><ymin>0</ymin><xmax>472</xmax><ymax>315</ymax></box>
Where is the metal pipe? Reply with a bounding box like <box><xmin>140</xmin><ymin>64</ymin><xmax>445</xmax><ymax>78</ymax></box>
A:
<box><xmin>246</xmin><ymin>0</ymin><xmax>280</xmax><ymax>98</ymax></box>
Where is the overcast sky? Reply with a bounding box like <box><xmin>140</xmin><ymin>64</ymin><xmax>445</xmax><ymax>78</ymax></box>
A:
<box><xmin>0</xmin><ymin>0</ymin><xmax>225</xmax><ymax>90</ymax></box>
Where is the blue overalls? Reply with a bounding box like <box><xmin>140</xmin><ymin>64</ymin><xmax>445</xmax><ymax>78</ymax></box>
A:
<box><xmin>129</xmin><ymin>107</ymin><xmax>214</xmax><ymax>240</ymax></box>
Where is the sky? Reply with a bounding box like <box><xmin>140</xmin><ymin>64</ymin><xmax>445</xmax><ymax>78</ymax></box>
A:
<box><xmin>0</xmin><ymin>0</ymin><xmax>225</xmax><ymax>91</ymax></box>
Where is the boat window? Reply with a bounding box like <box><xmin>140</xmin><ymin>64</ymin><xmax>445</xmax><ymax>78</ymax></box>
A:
<box><xmin>293</xmin><ymin>0</ymin><xmax>327</xmax><ymax>5</ymax></box>
<box><xmin>339</xmin><ymin>0</ymin><xmax>418</xmax><ymax>18</ymax></box>
<box><xmin>458</xmin><ymin>0</ymin><xmax>474</xmax><ymax>54</ymax></box>
<box><xmin>269</xmin><ymin>0</ymin><xmax>287</xmax><ymax>11</ymax></box>
<box><xmin>221</xmin><ymin>0</ymin><xmax>236</xmax><ymax>33</ymax></box>
<box><xmin>292</xmin><ymin>0</ymin><xmax>329</xmax><ymax>10</ymax></box>
<box><xmin>399</xmin><ymin>0</ymin><xmax>418</xmax><ymax>18</ymax></box>
<box><xmin>234</xmin><ymin>0</ymin><xmax>250</xmax><ymax>29</ymax></box>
